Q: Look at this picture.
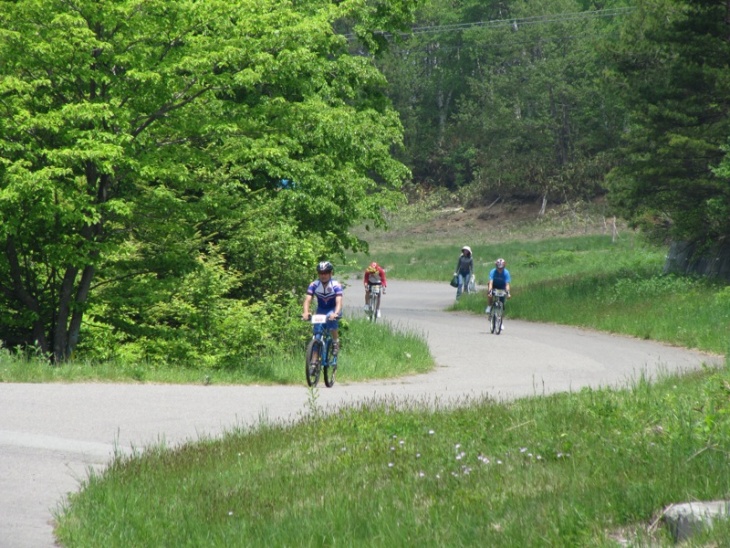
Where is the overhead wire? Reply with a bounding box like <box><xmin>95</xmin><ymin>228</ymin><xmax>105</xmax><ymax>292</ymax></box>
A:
<box><xmin>344</xmin><ymin>7</ymin><xmax>635</xmax><ymax>41</ymax></box>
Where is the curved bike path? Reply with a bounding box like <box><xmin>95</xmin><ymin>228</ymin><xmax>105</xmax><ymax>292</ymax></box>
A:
<box><xmin>0</xmin><ymin>280</ymin><xmax>723</xmax><ymax>547</ymax></box>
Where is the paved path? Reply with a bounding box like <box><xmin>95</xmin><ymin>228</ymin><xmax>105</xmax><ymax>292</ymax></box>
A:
<box><xmin>0</xmin><ymin>280</ymin><xmax>723</xmax><ymax>547</ymax></box>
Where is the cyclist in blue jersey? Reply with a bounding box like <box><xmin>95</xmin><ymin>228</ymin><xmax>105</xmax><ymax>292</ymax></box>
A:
<box><xmin>302</xmin><ymin>261</ymin><xmax>343</xmax><ymax>354</ymax></box>
<box><xmin>486</xmin><ymin>258</ymin><xmax>511</xmax><ymax>324</ymax></box>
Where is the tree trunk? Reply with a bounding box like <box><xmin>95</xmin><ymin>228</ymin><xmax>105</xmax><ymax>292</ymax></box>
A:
<box><xmin>436</xmin><ymin>88</ymin><xmax>452</xmax><ymax>148</ymax></box>
<box><xmin>5</xmin><ymin>237</ymin><xmax>50</xmax><ymax>354</ymax></box>
<box><xmin>53</xmin><ymin>267</ymin><xmax>78</xmax><ymax>363</ymax></box>
<box><xmin>66</xmin><ymin>264</ymin><xmax>96</xmax><ymax>359</ymax></box>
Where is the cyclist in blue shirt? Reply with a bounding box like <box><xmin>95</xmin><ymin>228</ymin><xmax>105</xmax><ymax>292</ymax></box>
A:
<box><xmin>486</xmin><ymin>258</ymin><xmax>511</xmax><ymax>321</ymax></box>
<box><xmin>302</xmin><ymin>261</ymin><xmax>343</xmax><ymax>354</ymax></box>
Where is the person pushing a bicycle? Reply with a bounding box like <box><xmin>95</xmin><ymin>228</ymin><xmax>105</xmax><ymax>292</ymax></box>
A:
<box><xmin>302</xmin><ymin>261</ymin><xmax>343</xmax><ymax>355</ymax></box>
<box><xmin>363</xmin><ymin>262</ymin><xmax>387</xmax><ymax>318</ymax></box>
<box><xmin>486</xmin><ymin>257</ymin><xmax>511</xmax><ymax>322</ymax></box>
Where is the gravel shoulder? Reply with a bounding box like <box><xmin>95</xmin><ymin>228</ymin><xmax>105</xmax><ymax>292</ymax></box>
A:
<box><xmin>0</xmin><ymin>279</ymin><xmax>722</xmax><ymax>547</ymax></box>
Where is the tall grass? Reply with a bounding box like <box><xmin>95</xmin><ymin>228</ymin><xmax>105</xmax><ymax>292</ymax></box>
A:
<box><xmin>447</xmin><ymin>234</ymin><xmax>729</xmax><ymax>356</ymax></box>
<box><xmin>56</xmin><ymin>366</ymin><xmax>730</xmax><ymax>546</ymax></box>
<box><xmin>0</xmin><ymin>319</ymin><xmax>433</xmax><ymax>385</ymax></box>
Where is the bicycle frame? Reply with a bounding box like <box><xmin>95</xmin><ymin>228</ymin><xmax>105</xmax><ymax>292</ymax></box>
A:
<box><xmin>492</xmin><ymin>288</ymin><xmax>507</xmax><ymax>304</ymax></box>
<box><xmin>490</xmin><ymin>289</ymin><xmax>507</xmax><ymax>334</ymax></box>
<box><xmin>367</xmin><ymin>284</ymin><xmax>381</xmax><ymax>321</ymax></box>
<box><xmin>311</xmin><ymin>315</ymin><xmax>332</xmax><ymax>350</ymax></box>
<box><xmin>306</xmin><ymin>314</ymin><xmax>338</xmax><ymax>387</ymax></box>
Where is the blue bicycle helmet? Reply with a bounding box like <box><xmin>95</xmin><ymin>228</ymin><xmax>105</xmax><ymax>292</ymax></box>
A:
<box><xmin>317</xmin><ymin>261</ymin><xmax>334</xmax><ymax>273</ymax></box>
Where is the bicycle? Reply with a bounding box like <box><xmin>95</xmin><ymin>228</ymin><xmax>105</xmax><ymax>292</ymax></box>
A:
<box><xmin>488</xmin><ymin>289</ymin><xmax>508</xmax><ymax>335</ymax></box>
<box><xmin>366</xmin><ymin>283</ymin><xmax>382</xmax><ymax>322</ymax></box>
<box><xmin>304</xmin><ymin>314</ymin><xmax>338</xmax><ymax>387</ymax></box>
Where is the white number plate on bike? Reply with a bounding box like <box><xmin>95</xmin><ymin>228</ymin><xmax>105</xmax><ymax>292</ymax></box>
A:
<box><xmin>311</xmin><ymin>314</ymin><xmax>328</xmax><ymax>324</ymax></box>
<box><xmin>493</xmin><ymin>289</ymin><xmax>507</xmax><ymax>297</ymax></box>
<box><xmin>371</xmin><ymin>285</ymin><xmax>381</xmax><ymax>294</ymax></box>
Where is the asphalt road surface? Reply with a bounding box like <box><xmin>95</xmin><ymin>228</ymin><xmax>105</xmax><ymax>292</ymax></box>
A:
<box><xmin>1</xmin><ymin>280</ymin><xmax>723</xmax><ymax>547</ymax></box>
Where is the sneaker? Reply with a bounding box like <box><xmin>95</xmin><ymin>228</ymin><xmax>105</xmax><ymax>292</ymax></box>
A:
<box><xmin>309</xmin><ymin>363</ymin><xmax>318</xmax><ymax>376</ymax></box>
<box><xmin>500</xmin><ymin>322</ymin><xmax>505</xmax><ymax>331</ymax></box>
<box><xmin>332</xmin><ymin>341</ymin><xmax>340</xmax><ymax>356</ymax></box>
<box><xmin>485</xmin><ymin>306</ymin><xmax>492</xmax><ymax>314</ymax></box>
<box><xmin>363</xmin><ymin>305</ymin><xmax>370</xmax><ymax>312</ymax></box>
<box><xmin>376</xmin><ymin>310</ymin><xmax>381</xmax><ymax>318</ymax></box>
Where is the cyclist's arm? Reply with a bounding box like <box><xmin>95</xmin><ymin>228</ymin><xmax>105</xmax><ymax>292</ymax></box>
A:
<box><xmin>331</xmin><ymin>294</ymin><xmax>343</xmax><ymax>319</ymax></box>
<box><xmin>379</xmin><ymin>266</ymin><xmax>387</xmax><ymax>287</ymax></box>
<box><xmin>302</xmin><ymin>294</ymin><xmax>313</xmax><ymax>319</ymax></box>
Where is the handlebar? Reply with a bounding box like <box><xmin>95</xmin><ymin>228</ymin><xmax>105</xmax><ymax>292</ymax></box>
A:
<box><xmin>302</xmin><ymin>313</ymin><xmax>342</xmax><ymax>322</ymax></box>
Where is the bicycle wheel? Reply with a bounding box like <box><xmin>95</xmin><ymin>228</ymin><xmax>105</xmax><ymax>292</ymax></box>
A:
<box><xmin>305</xmin><ymin>339</ymin><xmax>322</xmax><ymax>387</ymax></box>
<box><xmin>368</xmin><ymin>292</ymin><xmax>378</xmax><ymax>322</ymax></box>
<box><xmin>323</xmin><ymin>342</ymin><xmax>336</xmax><ymax>387</ymax></box>
<box><xmin>489</xmin><ymin>311</ymin><xmax>496</xmax><ymax>333</ymax></box>
<box><xmin>494</xmin><ymin>303</ymin><xmax>503</xmax><ymax>335</ymax></box>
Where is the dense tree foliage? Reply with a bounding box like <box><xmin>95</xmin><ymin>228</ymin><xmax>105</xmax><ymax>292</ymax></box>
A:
<box><xmin>375</xmin><ymin>0</ymin><xmax>629</xmax><ymax>207</ymax></box>
<box><xmin>1</xmin><ymin>0</ymin><xmax>728</xmax><ymax>366</ymax></box>
<box><xmin>605</xmin><ymin>0</ymin><xmax>730</xmax><ymax>249</ymax></box>
<box><xmin>373</xmin><ymin>0</ymin><xmax>729</xmax><ymax>269</ymax></box>
<box><xmin>0</xmin><ymin>0</ymin><xmax>417</xmax><ymax>363</ymax></box>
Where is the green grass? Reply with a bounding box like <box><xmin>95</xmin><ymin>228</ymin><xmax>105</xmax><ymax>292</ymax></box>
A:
<box><xmin>56</xmin><ymin>368</ymin><xmax>730</xmax><ymax>546</ymax></box>
<box><xmin>345</xmin><ymin>233</ymin><xmax>660</xmax><ymax>285</ymax></box>
<box><xmin>451</xmin><ymin>235</ymin><xmax>729</xmax><ymax>356</ymax></box>
<box><xmin>0</xmin><ymin>318</ymin><xmax>434</xmax><ymax>385</ymax></box>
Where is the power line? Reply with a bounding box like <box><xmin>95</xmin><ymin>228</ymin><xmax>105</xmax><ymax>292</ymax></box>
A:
<box><xmin>345</xmin><ymin>7</ymin><xmax>635</xmax><ymax>41</ymax></box>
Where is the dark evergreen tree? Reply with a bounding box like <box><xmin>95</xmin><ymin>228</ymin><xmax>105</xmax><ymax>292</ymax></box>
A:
<box><xmin>606</xmin><ymin>0</ymin><xmax>730</xmax><ymax>249</ymax></box>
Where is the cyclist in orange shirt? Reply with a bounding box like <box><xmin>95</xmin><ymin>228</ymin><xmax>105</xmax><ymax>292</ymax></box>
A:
<box><xmin>363</xmin><ymin>262</ymin><xmax>387</xmax><ymax>318</ymax></box>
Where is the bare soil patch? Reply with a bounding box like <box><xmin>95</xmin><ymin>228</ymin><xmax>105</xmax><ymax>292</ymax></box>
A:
<box><xmin>372</xmin><ymin>198</ymin><xmax>623</xmax><ymax>246</ymax></box>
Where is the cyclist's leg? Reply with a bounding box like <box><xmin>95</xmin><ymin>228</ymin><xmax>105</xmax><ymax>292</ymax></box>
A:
<box><xmin>497</xmin><ymin>295</ymin><xmax>505</xmax><ymax>330</ymax></box>
<box><xmin>327</xmin><ymin>316</ymin><xmax>340</xmax><ymax>354</ymax></box>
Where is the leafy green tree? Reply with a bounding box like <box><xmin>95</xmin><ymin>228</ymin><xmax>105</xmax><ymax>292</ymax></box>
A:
<box><xmin>456</xmin><ymin>0</ymin><xmax>625</xmax><ymax>208</ymax></box>
<box><xmin>605</xmin><ymin>0</ymin><xmax>730</xmax><ymax>248</ymax></box>
<box><xmin>0</xmin><ymin>0</ymin><xmax>415</xmax><ymax>363</ymax></box>
<box><xmin>378</xmin><ymin>0</ymin><xmax>629</xmax><ymax>205</ymax></box>
<box><xmin>376</xmin><ymin>0</ymin><xmax>513</xmax><ymax>189</ymax></box>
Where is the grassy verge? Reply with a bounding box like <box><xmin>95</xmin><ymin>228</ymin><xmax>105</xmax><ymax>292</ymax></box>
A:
<box><xmin>451</xmin><ymin>234</ymin><xmax>729</xmax><ymax>356</ymax></box>
<box><xmin>56</xmin><ymin>367</ymin><xmax>730</xmax><ymax>546</ymax></box>
<box><xmin>0</xmin><ymin>318</ymin><xmax>434</xmax><ymax>385</ymax></box>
